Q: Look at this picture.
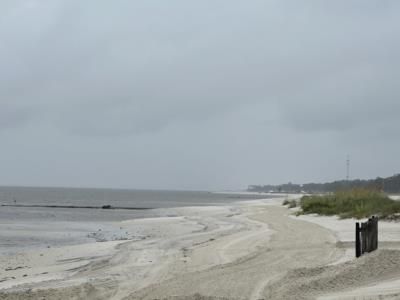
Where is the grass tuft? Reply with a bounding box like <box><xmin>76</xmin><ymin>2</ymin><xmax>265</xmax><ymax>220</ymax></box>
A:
<box><xmin>283</xmin><ymin>199</ymin><xmax>297</xmax><ymax>208</ymax></box>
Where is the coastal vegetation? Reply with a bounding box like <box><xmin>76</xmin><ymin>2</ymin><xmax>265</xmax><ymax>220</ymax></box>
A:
<box><xmin>298</xmin><ymin>189</ymin><xmax>400</xmax><ymax>219</ymax></box>
<box><xmin>282</xmin><ymin>199</ymin><xmax>297</xmax><ymax>208</ymax></box>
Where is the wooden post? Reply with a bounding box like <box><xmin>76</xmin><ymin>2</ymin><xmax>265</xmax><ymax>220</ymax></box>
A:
<box><xmin>356</xmin><ymin>222</ymin><xmax>361</xmax><ymax>258</ymax></box>
<box><xmin>356</xmin><ymin>217</ymin><xmax>378</xmax><ymax>257</ymax></box>
<box><xmin>367</xmin><ymin>218</ymin><xmax>371</xmax><ymax>252</ymax></box>
<box><xmin>372</xmin><ymin>216</ymin><xmax>378</xmax><ymax>251</ymax></box>
<box><xmin>361</xmin><ymin>222</ymin><xmax>367</xmax><ymax>254</ymax></box>
<box><xmin>371</xmin><ymin>218</ymin><xmax>374</xmax><ymax>251</ymax></box>
<box><xmin>370</xmin><ymin>217</ymin><xmax>374</xmax><ymax>252</ymax></box>
<box><xmin>375</xmin><ymin>217</ymin><xmax>378</xmax><ymax>250</ymax></box>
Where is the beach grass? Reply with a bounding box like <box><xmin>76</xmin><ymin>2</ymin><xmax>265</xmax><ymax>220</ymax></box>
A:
<box><xmin>282</xmin><ymin>199</ymin><xmax>297</xmax><ymax>208</ymax></box>
<box><xmin>298</xmin><ymin>188</ymin><xmax>400</xmax><ymax>219</ymax></box>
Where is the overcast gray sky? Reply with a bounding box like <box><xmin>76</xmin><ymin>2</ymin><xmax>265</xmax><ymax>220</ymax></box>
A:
<box><xmin>1</xmin><ymin>1</ymin><xmax>400</xmax><ymax>190</ymax></box>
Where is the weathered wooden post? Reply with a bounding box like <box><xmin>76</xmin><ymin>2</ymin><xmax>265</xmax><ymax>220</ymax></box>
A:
<box><xmin>356</xmin><ymin>222</ymin><xmax>361</xmax><ymax>258</ymax></box>
<box><xmin>375</xmin><ymin>217</ymin><xmax>379</xmax><ymax>250</ymax></box>
<box><xmin>367</xmin><ymin>218</ymin><xmax>372</xmax><ymax>252</ymax></box>
<box><xmin>356</xmin><ymin>216</ymin><xmax>379</xmax><ymax>258</ymax></box>
<box><xmin>361</xmin><ymin>222</ymin><xmax>367</xmax><ymax>254</ymax></box>
<box><xmin>370</xmin><ymin>220</ymin><xmax>374</xmax><ymax>251</ymax></box>
<box><xmin>372</xmin><ymin>216</ymin><xmax>378</xmax><ymax>251</ymax></box>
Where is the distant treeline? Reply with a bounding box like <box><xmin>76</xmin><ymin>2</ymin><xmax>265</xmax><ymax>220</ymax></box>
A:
<box><xmin>248</xmin><ymin>174</ymin><xmax>400</xmax><ymax>194</ymax></box>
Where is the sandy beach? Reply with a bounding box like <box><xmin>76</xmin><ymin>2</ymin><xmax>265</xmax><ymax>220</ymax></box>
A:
<box><xmin>1</xmin><ymin>196</ymin><xmax>400</xmax><ymax>300</ymax></box>
<box><xmin>3</xmin><ymin>0</ymin><xmax>400</xmax><ymax>298</ymax></box>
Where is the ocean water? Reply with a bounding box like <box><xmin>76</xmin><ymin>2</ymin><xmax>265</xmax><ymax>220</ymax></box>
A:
<box><xmin>0</xmin><ymin>187</ymin><xmax>273</xmax><ymax>252</ymax></box>
<box><xmin>0</xmin><ymin>186</ymin><xmax>268</xmax><ymax>208</ymax></box>
<box><xmin>0</xmin><ymin>186</ymin><xmax>270</xmax><ymax>221</ymax></box>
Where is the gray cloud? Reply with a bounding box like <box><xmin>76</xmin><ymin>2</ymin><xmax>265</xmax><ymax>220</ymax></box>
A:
<box><xmin>1</xmin><ymin>1</ymin><xmax>400</xmax><ymax>189</ymax></box>
<box><xmin>0</xmin><ymin>104</ymin><xmax>34</xmax><ymax>130</ymax></box>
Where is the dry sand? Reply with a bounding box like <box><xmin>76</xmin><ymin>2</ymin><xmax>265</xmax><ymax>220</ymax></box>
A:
<box><xmin>296</xmin><ymin>212</ymin><xmax>400</xmax><ymax>299</ymax></box>
<box><xmin>1</xmin><ymin>197</ymin><xmax>400</xmax><ymax>299</ymax></box>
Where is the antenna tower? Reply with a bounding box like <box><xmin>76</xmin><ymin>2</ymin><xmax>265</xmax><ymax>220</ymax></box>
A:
<box><xmin>346</xmin><ymin>155</ymin><xmax>350</xmax><ymax>181</ymax></box>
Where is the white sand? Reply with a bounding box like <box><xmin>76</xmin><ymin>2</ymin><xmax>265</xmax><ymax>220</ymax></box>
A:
<box><xmin>319</xmin><ymin>278</ymin><xmax>400</xmax><ymax>300</ymax></box>
<box><xmin>0</xmin><ymin>196</ymin><xmax>399</xmax><ymax>299</ymax></box>
<box><xmin>388</xmin><ymin>195</ymin><xmax>400</xmax><ymax>201</ymax></box>
<box><xmin>295</xmin><ymin>212</ymin><xmax>400</xmax><ymax>299</ymax></box>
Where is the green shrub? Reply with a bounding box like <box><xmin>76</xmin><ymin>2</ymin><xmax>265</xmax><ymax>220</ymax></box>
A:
<box><xmin>299</xmin><ymin>188</ymin><xmax>400</xmax><ymax>219</ymax></box>
<box><xmin>283</xmin><ymin>199</ymin><xmax>297</xmax><ymax>208</ymax></box>
<box><xmin>288</xmin><ymin>200</ymin><xmax>297</xmax><ymax>208</ymax></box>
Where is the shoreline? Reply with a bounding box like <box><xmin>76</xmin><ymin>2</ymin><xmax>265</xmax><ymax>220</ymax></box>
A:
<box><xmin>0</xmin><ymin>196</ymin><xmax>399</xmax><ymax>299</ymax></box>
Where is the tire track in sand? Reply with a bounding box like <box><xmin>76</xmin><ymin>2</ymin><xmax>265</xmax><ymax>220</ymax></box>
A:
<box><xmin>127</xmin><ymin>205</ymin><xmax>343</xmax><ymax>299</ymax></box>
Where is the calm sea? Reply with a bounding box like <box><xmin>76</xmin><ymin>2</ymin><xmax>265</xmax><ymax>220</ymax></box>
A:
<box><xmin>0</xmin><ymin>187</ymin><xmax>274</xmax><ymax>252</ymax></box>
<box><xmin>0</xmin><ymin>186</ymin><xmax>269</xmax><ymax>208</ymax></box>
<box><xmin>0</xmin><ymin>186</ymin><xmax>272</xmax><ymax>222</ymax></box>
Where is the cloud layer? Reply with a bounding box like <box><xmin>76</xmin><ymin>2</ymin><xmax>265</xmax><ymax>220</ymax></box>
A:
<box><xmin>1</xmin><ymin>1</ymin><xmax>400</xmax><ymax>189</ymax></box>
